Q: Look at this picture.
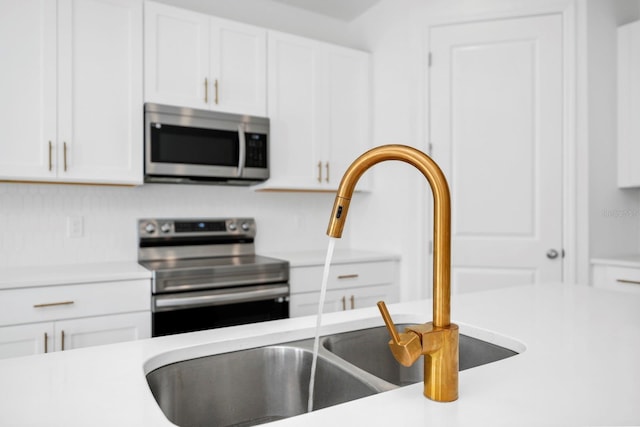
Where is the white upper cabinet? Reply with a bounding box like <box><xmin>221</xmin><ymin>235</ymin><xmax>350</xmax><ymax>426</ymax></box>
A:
<box><xmin>264</xmin><ymin>31</ymin><xmax>371</xmax><ymax>191</ymax></box>
<box><xmin>144</xmin><ymin>1</ymin><xmax>267</xmax><ymax>117</ymax></box>
<box><xmin>0</xmin><ymin>0</ymin><xmax>143</xmax><ymax>185</ymax></box>
<box><xmin>617</xmin><ymin>20</ymin><xmax>640</xmax><ymax>188</ymax></box>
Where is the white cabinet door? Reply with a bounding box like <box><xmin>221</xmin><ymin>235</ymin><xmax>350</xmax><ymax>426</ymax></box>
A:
<box><xmin>211</xmin><ymin>17</ymin><xmax>266</xmax><ymax>116</ymax></box>
<box><xmin>267</xmin><ymin>31</ymin><xmax>323</xmax><ymax>189</ymax></box>
<box><xmin>0</xmin><ymin>323</ymin><xmax>54</xmax><ymax>360</ymax></box>
<box><xmin>0</xmin><ymin>0</ymin><xmax>57</xmax><ymax>180</ymax></box>
<box><xmin>144</xmin><ymin>1</ymin><xmax>209</xmax><ymax>109</ymax></box>
<box><xmin>290</xmin><ymin>285</ymin><xmax>396</xmax><ymax>318</ymax></box>
<box><xmin>326</xmin><ymin>46</ymin><xmax>371</xmax><ymax>190</ymax></box>
<box><xmin>290</xmin><ymin>289</ymin><xmax>344</xmax><ymax>318</ymax></box>
<box><xmin>55</xmin><ymin>312</ymin><xmax>150</xmax><ymax>351</ymax></box>
<box><xmin>617</xmin><ymin>20</ymin><xmax>640</xmax><ymax>187</ymax></box>
<box><xmin>58</xmin><ymin>0</ymin><xmax>143</xmax><ymax>184</ymax></box>
<box><xmin>265</xmin><ymin>31</ymin><xmax>371</xmax><ymax>191</ymax></box>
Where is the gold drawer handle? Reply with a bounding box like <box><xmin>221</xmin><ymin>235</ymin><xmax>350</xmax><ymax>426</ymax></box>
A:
<box><xmin>33</xmin><ymin>301</ymin><xmax>75</xmax><ymax>308</ymax></box>
<box><xmin>616</xmin><ymin>279</ymin><xmax>640</xmax><ymax>285</ymax></box>
<box><xmin>337</xmin><ymin>274</ymin><xmax>359</xmax><ymax>280</ymax></box>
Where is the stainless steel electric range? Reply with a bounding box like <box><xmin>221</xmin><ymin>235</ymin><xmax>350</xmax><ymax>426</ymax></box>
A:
<box><xmin>137</xmin><ymin>217</ymin><xmax>289</xmax><ymax>337</ymax></box>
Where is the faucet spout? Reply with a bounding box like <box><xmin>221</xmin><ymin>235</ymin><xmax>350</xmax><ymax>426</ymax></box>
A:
<box><xmin>326</xmin><ymin>144</ymin><xmax>452</xmax><ymax>327</ymax></box>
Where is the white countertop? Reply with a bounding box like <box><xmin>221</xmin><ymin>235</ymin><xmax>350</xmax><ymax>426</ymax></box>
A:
<box><xmin>267</xmin><ymin>249</ymin><xmax>400</xmax><ymax>267</ymax></box>
<box><xmin>0</xmin><ymin>283</ymin><xmax>639</xmax><ymax>426</ymax></box>
<box><xmin>0</xmin><ymin>262</ymin><xmax>152</xmax><ymax>290</ymax></box>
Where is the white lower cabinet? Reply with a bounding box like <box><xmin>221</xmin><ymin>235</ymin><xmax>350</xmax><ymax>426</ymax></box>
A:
<box><xmin>592</xmin><ymin>260</ymin><xmax>640</xmax><ymax>295</ymax></box>
<box><xmin>0</xmin><ymin>312</ymin><xmax>149</xmax><ymax>358</ymax></box>
<box><xmin>290</xmin><ymin>285</ymin><xmax>396</xmax><ymax>318</ymax></box>
<box><xmin>289</xmin><ymin>257</ymin><xmax>399</xmax><ymax>318</ymax></box>
<box><xmin>0</xmin><ymin>279</ymin><xmax>151</xmax><ymax>360</ymax></box>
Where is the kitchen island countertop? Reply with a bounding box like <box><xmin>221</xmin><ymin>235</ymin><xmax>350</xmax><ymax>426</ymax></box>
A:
<box><xmin>0</xmin><ymin>282</ymin><xmax>638</xmax><ymax>426</ymax></box>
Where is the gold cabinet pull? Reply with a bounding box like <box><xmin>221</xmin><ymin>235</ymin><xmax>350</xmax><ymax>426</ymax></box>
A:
<box><xmin>204</xmin><ymin>78</ymin><xmax>209</xmax><ymax>103</ymax></box>
<box><xmin>325</xmin><ymin>162</ymin><xmax>330</xmax><ymax>183</ymax></box>
<box><xmin>63</xmin><ymin>142</ymin><xmax>68</xmax><ymax>171</ymax></box>
<box><xmin>350</xmin><ymin>295</ymin><xmax>355</xmax><ymax>309</ymax></box>
<box><xmin>61</xmin><ymin>330</ymin><xmax>65</xmax><ymax>351</ymax></box>
<box><xmin>616</xmin><ymin>279</ymin><xmax>640</xmax><ymax>285</ymax></box>
<box><xmin>33</xmin><ymin>301</ymin><xmax>74</xmax><ymax>308</ymax></box>
<box><xmin>337</xmin><ymin>274</ymin><xmax>359</xmax><ymax>280</ymax></box>
<box><xmin>341</xmin><ymin>296</ymin><xmax>346</xmax><ymax>311</ymax></box>
<box><xmin>48</xmin><ymin>141</ymin><xmax>53</xmax><ymax>171</ymax></box>
<box><xmin>44</xmin><ymin>332</ymin><xmax>48</xmax><ymax>353</ymax></box>
<box><xmin>214</xmin><ymin>78</ymin><xmax>219</xmax><ymax>104</ymax></box>
<box><xmin>317</xmin><ymin>161</ymin><xmax>322</xmax><ymax>183</ymax></box>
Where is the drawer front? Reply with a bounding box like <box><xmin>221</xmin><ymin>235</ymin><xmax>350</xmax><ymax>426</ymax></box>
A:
<box><xmin>0</xmin><ymin>280</ymin><xmax>151</xmax><ymax>327</ymax></box>
<box><xmin>593</xmin><ymin>265</ymin><xmax>640</xmax><ymax>294</ymax></box>
<box><xmin>290</xmin><ymin>261</ymin><xmax>396</xmax><ymax>294</ymax></box>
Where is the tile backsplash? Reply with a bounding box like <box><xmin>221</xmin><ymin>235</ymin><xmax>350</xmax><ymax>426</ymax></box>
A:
<box><xmin>0</xmin><ymin>182</ymin><xmax>340</xmax><ymax>268</ymax></box>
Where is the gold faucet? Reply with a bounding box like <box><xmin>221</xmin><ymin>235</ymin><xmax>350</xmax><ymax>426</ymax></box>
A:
<box><xmin>326</xmin><ymin>144</ymin><xmax>459</xmax><ymax>402</ymax></box>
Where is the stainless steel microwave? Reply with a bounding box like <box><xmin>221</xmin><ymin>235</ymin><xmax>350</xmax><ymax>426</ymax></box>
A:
<box><xmin>144</xmin><ymin>103</ymin><xmax>269</xmax><ymax>185</ymax></box>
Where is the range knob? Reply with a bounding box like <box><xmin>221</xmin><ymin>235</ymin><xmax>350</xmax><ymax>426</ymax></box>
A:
<box><xmin>144</xmin><ymin>223</ymin><xmax>156</xmax><ymax>234</ymax></box>
<box><xmin>228</xmin><ymin>222</ymin><xmax>237</xmax><ymax>231</ymax></box>
<box><xmin>241</xmin><ymin>222</ymin><xmax>251</xmax><ymax>231</ymax></box>
<box><xmin>160</xmin><ymin>223</ymin><xmax>172</xmax><ymax>233</ymax></box>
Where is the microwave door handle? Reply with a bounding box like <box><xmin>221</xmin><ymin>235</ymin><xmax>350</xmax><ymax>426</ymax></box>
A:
<box><xmin>237</xmin><ymin>124</ymin><xmax>246</xmax><ymax>177</ymax></box>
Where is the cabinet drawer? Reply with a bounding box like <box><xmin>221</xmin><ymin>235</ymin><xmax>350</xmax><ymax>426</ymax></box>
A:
<box><xmin>593</xmin><ymin>265</ymin><xmax>640</xmax><ymax>294</ymax></box>
<box><xmin>0</xmin><ymin>280</ymin><xmax>150</xmax><ymax>326</ymax></box>
<box><xmin>290</xmin><ymin>261</ymin><xmax>396</xmax><ymax>294</ymax></box>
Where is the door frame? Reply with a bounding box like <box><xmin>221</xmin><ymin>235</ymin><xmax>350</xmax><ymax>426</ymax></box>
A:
<box><xmin>420</xmin><ymin>1</ymin><xmax>583</xmax><ymax>294</ymax></box>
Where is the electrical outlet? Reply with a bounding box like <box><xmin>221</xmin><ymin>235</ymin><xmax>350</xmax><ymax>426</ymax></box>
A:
<box><xmin>67</xmin><ymin>216</ymin><xmax>84</xmax><ymax>238</ymax></box>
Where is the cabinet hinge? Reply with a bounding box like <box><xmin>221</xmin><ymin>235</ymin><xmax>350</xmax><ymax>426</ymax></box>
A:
<box><xmin>428</xmin><ymin>240</ymin><xmax>433</xmax><ymax>254</ymax></box>
<box><xmin>428</xmin><ymin>143</ymin><xmax>433</xmax><ymax>156</ymax></box>
<box><xmin>428</xmin><ymin>52</ymin><xmax>432</xmax><ymax>67</ymax></box>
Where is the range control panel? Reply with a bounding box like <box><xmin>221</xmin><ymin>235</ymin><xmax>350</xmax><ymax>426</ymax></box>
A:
<box><xmin>138</xmin><ymin>218</ymin><xmax>256</xmax><ymax>238</ymax></box>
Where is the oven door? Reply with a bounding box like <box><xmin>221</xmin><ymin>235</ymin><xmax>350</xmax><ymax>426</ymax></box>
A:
<box><xmin>151</xmin><ymin>284</ymin><xmax>289</xmax><ymax>337</ymax></box>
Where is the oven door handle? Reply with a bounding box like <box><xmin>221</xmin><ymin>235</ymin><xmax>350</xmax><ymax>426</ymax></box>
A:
<box><xmin>237</xmin><ymin>124</ymin><xmax>246</xmax><ymax>177</ymax></box>
<box><xmin>153</xmin><ymin>285</ymin><xmax>289</xmax><ymax>312</ymax></box>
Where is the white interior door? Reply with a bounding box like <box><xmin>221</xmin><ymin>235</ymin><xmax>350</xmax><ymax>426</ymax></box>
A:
<box><xmin>430</xmin><ymin>14</ymin><xmax>563</xmax><ymax>293</ymax></box>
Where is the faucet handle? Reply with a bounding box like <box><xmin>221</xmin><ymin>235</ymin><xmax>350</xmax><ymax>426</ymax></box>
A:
<box><xmin>377</xmin><ymin>301</ymin><xmax>401</xmax><ymax>344</ymax></box>
<box><xmin>377</xmin><ymin>301</ymin><xmax>423</xmax><ymax>367</ymax></box>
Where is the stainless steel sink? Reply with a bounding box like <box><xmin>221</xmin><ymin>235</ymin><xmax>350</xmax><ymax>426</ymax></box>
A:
<box><xmin>147</xmin><ymin>325</ymin><xmax>519</xmax><ymax>427</ymax></box>
<box><xmin>146</xmin><ymin>344</ymin><xmax>384</xmax><ymax>427</ymax></box>
<box><xmin>321</xmin><ymin>325</ymin><xmax>518</xmax><ymax>386</ymax></box>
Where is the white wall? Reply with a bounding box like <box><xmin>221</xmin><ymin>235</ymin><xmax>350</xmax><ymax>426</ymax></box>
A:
<box><xmin>586</xmin><ymin>0</ymin><xmax>640</xmax><ymax>264</ymax></box>
<box><xmin>0</xmin><ymin>182</ymin><xmax>339</xmax><ymax>268</ymax></box>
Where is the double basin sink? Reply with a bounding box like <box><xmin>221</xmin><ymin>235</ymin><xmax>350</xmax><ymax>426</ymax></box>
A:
<box><xmin>146</xmin><ymin>325</ymin><xmax>518</xmax><ymax>427</ymax></box>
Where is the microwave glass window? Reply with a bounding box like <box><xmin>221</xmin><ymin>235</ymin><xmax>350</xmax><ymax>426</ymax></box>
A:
<box><xmin>151</xmin><ymin>124</ymin><xmax>239</xmax><ymax>167</ymax></box>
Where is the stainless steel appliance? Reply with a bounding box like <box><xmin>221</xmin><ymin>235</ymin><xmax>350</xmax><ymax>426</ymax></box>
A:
<box><xmin>138</xmin><ymin>217</ymin><xmax>289</xmax><ymax>337</ymax></box>
<box><xmin>144</xmin><ymin>103</ymin><xmax>269</xmax><ymax>185</ymax></box>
